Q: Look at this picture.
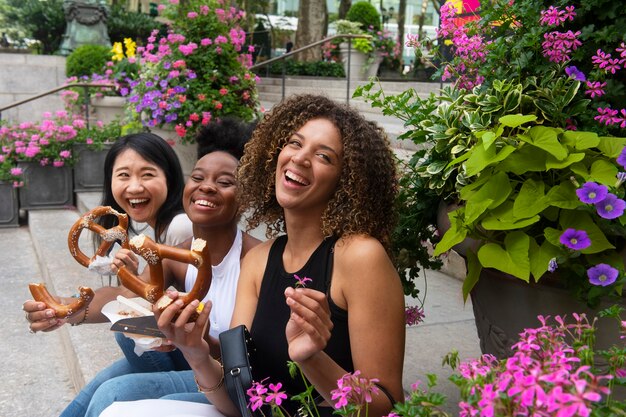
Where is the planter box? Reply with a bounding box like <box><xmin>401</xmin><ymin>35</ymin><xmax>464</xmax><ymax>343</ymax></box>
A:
<box><xmin>73</xmin><ymin>143</ymin><xmax>112</xmax><ymax>192</ymax></box>
<box><xmin>17</xmin><ymin>161</ymin><xmax>74</xmax><ymax>210</ymax></box>
<box><xmin>90</xmin><ymin>96</ymin><xmax>126</xmax><ymax>125</ymax></box>
<box><xmin>0</xmin><ymin>182</ymin><xmax>19</xmax><ymax>227</ymax></box>
<box><xmin>339</xmin><ymin>43</ymin><xmax>382</xmax><ymax>81</ymax></box>
<box><xmin>150</xmin><ymin>127</ymin><xmax>196</xmax><ymax>178</ymax></box>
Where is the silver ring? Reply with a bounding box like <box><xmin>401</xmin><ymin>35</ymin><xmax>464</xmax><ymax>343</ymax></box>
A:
<box><xmin>29</xmin><ymin>328</ymin><xmax>36</xmax><ymax>334</ymax></box>
<box><xmin>24</xmin><ymin>311</ymin><xmax>29</xmax><ymax>322</ymax></box>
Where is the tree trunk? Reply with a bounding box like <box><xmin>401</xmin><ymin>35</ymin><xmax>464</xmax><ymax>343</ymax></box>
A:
<box><xmin>397</xmin><ymin>0</ymin><xmax>407</xmax><ymax>62</ymax></box>
<box><xmin>338</xmin><ymin>0</ymin><xmax>351</xmax><ymax>19</ymax></box>
<box><xmin>294</xmin><ymin>0</ymin><xmax>327</xmax><ymax>62</ymax></box>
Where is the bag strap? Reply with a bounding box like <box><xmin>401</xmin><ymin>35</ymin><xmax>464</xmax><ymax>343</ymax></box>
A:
<box><xmin>230</xmin><ymin>368</ymin><xmax>252</xmax><ymax>417</ymax></box>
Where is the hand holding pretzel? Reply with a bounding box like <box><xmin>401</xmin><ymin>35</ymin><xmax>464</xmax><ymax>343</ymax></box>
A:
<box><xmin>118</xmin><ymin>234</ymin><xmax>212</xmax><ymax>314</ymax></box>
<box><xmin>28</xmin><ymin>283</ymin><xmax>94</xmax><ymax>319</ymax></box>
<box><xmin>68</xmin><ymin>206</ymin><xmax>129</xmax><ymax>268</ymax></box>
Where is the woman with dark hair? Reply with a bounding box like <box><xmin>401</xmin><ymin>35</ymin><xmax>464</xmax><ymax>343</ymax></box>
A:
<box><xmin>102</xmin><ymin>95</ymin><xmax>405</xmax><ymax>417</ymax></box>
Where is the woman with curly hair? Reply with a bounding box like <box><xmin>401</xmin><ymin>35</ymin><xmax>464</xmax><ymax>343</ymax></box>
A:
<box><xmin>101</xmin><ymin>94</ymin><xmax>405</xmax><ymax>417</ymax></box>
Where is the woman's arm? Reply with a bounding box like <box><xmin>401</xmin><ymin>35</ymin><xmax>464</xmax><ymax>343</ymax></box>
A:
<box><xmin>288</xmin><ymin>235</ymin><xmax>405</xmax><ymax>417</ymax></box>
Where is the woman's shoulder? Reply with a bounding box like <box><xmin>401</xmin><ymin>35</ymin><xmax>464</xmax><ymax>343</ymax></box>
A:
<box><xmin>240</xmin><ymin>229</ymin><xmax>263</xmax><ymax>258</ymax></box>
<box><xmin>335</xmin><ymin>234</ymin><xmax>387</xmax><ymax>260</ymax></box>
<box><xmin>163</xmin><ymin>213</ymin><xmax>193</xmax><ymax>246</ymax></box>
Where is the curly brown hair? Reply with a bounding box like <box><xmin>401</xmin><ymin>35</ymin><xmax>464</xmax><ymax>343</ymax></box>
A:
<box><xmin>237</xmin><ymin>94</ymin><xmax>398</xmax><ymax>251</ymax></box>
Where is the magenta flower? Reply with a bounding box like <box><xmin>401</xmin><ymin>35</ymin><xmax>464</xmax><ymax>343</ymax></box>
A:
<box><xmin>587</xmin><ymin>263</ymin><xmax>619</xmax><ymax>286</ymax></box>
<box><xmin>265</xmin><ymin>383</ymin><xmax>288</xmax><ymax>406</ymax></box>
<box><xmin>559</xmin><ymin>229</ymin><xmax>591</xmax><ymax>250</ymax></box>
<box><xmin>405</xmin><ymin>305</ymin><xmax>425</xmax><ymax>326</ymax></box>
<box><xmin>9</xmin><ymin>167</ymin><xmax>22</xmax><ymax>176</ymax></box>
<box><xmin>294</xmin><ymin>274</ymin><xmax>312</xmax><ymax>288</ymax></box>
<box><xmin>617</xmin><ymin>146</ymin><xmax>626</xmax><ymax>169</ymax></box>
<box><xmin>595</xmin><ymin>193</ymin><xmax>626</xmax><ymax>219</ymax></box>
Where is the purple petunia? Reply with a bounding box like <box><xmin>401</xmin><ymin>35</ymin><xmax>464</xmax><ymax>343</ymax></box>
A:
<box><xmin>565</xmin><ymin>65</ymin><xmax>586</xmax><ymax>81</ymax></box>
<box><xmin>576</xmin><ymin>182</ymin><xmax>608</xmax><ymax>204</ymax></box>
<box><xmin>559</xmin><ymin>228</ymin><xmax>591</xmax><ymax>250</ymax></box>
<box><xmin>548</xmin><ymin>258</ymin><xmax>558</xmax><ymax>273</ymax></box>
<box><xmin>595</xmin><ymin>193</ymin><xmax>626</xmax><ymax>219</ymax></box>
<box><xmin>618</xmin><ymin>146</ymin><xmax>626</xmax><ymax>169</ymax></box>
<box><xmin>587</xmin><ymin>263</ymin><xmax>619</xmax><ymax>286</ymax></box>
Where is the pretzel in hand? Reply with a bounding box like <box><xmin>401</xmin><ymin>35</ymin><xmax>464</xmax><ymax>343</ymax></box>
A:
<box><xmin>117</xmin><ymin>234</ymin><xmax>212</xmax><ymax>315</ymax></box>
<box><xmin>28</xmin><ymin>283</ymin><xmax>94</xmax><ymax>318</ymax></box>
<box><xmin>68</xmin><ymin>206</ymin><xmax>129</xmax><ymax>268</ymax></box>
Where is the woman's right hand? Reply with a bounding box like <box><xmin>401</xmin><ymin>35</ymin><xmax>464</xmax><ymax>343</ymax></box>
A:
<box><xmin>22</xmin><ymin>300</ymin><xmax>63</xmax><ymax>333</ymax></box>
<box><xmin>111</xmin><ymin>248</ymin><xmax>140</xmax><ymax>275</ymax></box>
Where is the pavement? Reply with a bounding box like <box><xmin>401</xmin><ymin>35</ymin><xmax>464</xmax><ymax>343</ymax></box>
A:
<box><xmin>1</xmin><ymin>189</ymin><xmax>481</xmax><ymax>417</ymax></box>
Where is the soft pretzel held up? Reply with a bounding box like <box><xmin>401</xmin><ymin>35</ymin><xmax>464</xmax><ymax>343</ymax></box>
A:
<box><xmin>68</xmin><ymin>206</ymin><xmax>129</xmax><ymax>268</ymax></box>
<box><xmin>28</xmin><ymin>283</ymin><xmax>94</xmax><ymax>319</ymax></box>
<box><xmin>118</xmin><ymin>235</ymin><xmax>212</xmax><ymax>312</ymax></box>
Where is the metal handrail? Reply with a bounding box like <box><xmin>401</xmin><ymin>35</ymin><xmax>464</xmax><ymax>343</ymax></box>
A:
<box><xmin>0</xmin><ymin>82</ymin><xmax>116</xmax><ymax>129</ymax></box>
<box><xmin>250</xmin><ymin>34</ymin><xmax>372</xmax><ymax>103</ymax></box>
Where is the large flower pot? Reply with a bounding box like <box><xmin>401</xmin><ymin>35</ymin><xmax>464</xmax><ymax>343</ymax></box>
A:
<box><xmin>73</xmin><ymin>143</ymin><xmax>112</xmax><ymax>192</ymax></box>
<box><xmin>17</xmin><ymin>162</ymin><xmax>74</xmax><ymax>210</ymax></box>
<box><xmin>471</xmin><ymin>268</ymin><xmax>626</xmax><ymax>359</ymax></box>
<box><xmin>90</xmin><ymin>96</ymin><xmax>126</xmax><ymax>125</ymax></box>
<box><xmin>339</xmin><ymin>43</ymin><xmax>382</xmax><ymax>81</ymax></box>
<box><xmin>149</xmin><ymin>127</ymin><xmax>196</xmax><ymax>178</ymax></box>
<box><xmin>0</xmin><ymin>181</ymin><xmax>19</xmax><ymax>227</ymax></box>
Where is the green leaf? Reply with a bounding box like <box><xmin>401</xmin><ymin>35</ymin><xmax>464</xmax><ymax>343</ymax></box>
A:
<box><xmin>461</xmin><ymin>171</ymin><xmax>511</xmax><ymax>212</ymax></box>
<box><xmin>498</xmin><ymin>114</ymin><xmax>537</xmax><ymax>128</ymax></box>
<box><xmin>520</xmin><ymin>126</ymin><xmax>567</xmax><ymax>160</ymax></box>
<box><xmin>426</xmin><ymin>160</ymin><xmax>448</xmax><ymax>175</ymax></box>
<box><xmin>481</xmin><ymin>201</ymin><xmax>540</xmax><ymax>230</ymax></box>
<box><xmin>597</xmin><ymin>136</ymin><xmax>626</xmax><ymax>158</ymax></box>
<box><xmin>544</xmin><ymin>227</ymin><xmax>562</xmax><ymax>247</ymax></box>
<box><xmin>545</xmin><ymin>182</ymin><xmax>581</xmax><ymax>209</ymax></box>
<box><xmin>529</xmin><ymin>238</ymin><xmax>562</xmax><ymax>283</ymax></box>
<box><xmin>498</xmin><ymin>145</ymin><xmax>547</xmax><ymax>174</ymax></box>
<box><xmin>589</xmin><ymin>160</ymin><xmax>619</xmax><ymax>186</ymax></box>
<box><xmin>561</xmin><ymin>130</ymin><xmax>599</xmax><ymax>150</ymax></box>
<box><xmin>482</xmin><ymin>131</ymin><xmax>497</xmax><ymax>150</ymax></box>
<box><xmin>464</xmin><ymin>144</ymin><xmax>516</xmax><ymax>177</ymax></box>
<box><xmin>477</xmin><ymin>231</ymin><xmax>530</xmax><ymax>281</ymax></box>
<box><xmin>545</xmin><ymin>152</ymin><xmax>586</xmax><ymax>170</ymax></box>
<box><xmin>462</xmin><ymin>250</ymin><xmax>482</xmax><ymax>301</ymax></box>
<box><xmin>433</xmin><ymin>210</ymin><xmax>468</xmax><ymax>256</ymax></box>
<box><xmin>513</xmin><ymin>178</ymin><xmax>548</xmax><ymax>218</ymax></box>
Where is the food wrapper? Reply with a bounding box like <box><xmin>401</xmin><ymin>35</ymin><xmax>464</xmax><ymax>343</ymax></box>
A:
<box><xmin>102</xmin><ymin>297</ymin><xmax>164</xmax><ymax>356</ymax></box>
<box><xmin>88</xmin><ymin>255</ymin><xmax>115</xmax><ymax>275</ymax></box>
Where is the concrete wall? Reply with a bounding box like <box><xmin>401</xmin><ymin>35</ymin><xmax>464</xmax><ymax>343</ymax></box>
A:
<box><xmin>0</xmin><ymin>53</ymin><xmax>67</xmax><ymax>123</ymax></box>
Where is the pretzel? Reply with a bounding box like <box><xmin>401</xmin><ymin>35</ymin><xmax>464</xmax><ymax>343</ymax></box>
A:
<box><xmin>68</xmin><ymin>206</ymin><xmax>129</xmax><ymax>268</ymax></box>
<box><xmin>28</xmin><ymin>283</ymin><xmax>94</xmax><ymax>319</ymax></box>
<box><xmin>117</xmin><ymin>234</ymin><xmax>212</xmax><ymax>314</ymax></box>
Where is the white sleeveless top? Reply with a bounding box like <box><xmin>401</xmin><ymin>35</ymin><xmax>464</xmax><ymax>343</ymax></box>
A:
<box><xmin>184</xmin><ymin>229</ymin><xmax>242</xmax><ymax>339</ymax></box>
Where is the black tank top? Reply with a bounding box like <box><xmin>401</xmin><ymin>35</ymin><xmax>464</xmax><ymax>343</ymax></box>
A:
<box><xmin>250</xmin><ymin>235</ymin><xmax>353</xmax><ymax>414</ymax></box>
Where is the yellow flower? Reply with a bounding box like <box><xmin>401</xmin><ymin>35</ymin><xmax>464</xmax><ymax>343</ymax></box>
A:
<box><xmin>111</xmin><ymin>42</ymin><xmax>124</xmax><ymax>61</ymax></box>
<box><xmin>124</xmin><ymin>38</ymin><xmax>136</xmax><ymax>58</ymax></box>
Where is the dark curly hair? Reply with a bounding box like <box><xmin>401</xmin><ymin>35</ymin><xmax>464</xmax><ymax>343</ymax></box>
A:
<box><xmin>237</xmin><ymin>94</ymin><xmax>398</xmax><ymax>251</ymax></box>
<box><xmin>196</xmin><ymin>117</ymin><xmax>257</xmax><ymax>161</ymax></box>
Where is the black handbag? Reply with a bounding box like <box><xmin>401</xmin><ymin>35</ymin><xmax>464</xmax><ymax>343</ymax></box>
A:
<box><xmin>219</xmin><ymin>325</ymin><xmax>261</xmax><ymax>417</ymax></box>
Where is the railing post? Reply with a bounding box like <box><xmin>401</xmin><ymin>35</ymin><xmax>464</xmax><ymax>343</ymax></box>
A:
<box><xmin>346</xmin><ymin>38</ymin><xmax>352</xmax><ymax>104</ymax></box>
<box><xmin>82</xmin><ymin>85</ymin><xmax>90</xmax><ymax>130</ymax></box>
<box><xmin>282</xmin><ymin>57</ymin><xmax>286</xmax><ymax>100</ymax></box>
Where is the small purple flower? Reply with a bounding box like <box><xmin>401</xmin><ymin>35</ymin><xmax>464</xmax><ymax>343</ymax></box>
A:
<box><xmin>587</xmin><ymin>263</ymin><xmax>619</xmax><ymax>286</ymax></box>
<box><xmin>294</xmin><ymin>274</ymin><xmax>312</xmax><ymax>287</ymax></box>
<box><xmin>576</xmin><ymin>182</ymin><xmax>608</xmax><ymax>204</ymax></box>
<box><xmin>617</xmin><ymin>172</ymin><xmax>626</xmax><ymax>187</ymax></box>
<box><xmin>617</xmin><ymin>146</ymin><xmax>626</xmax><ymax>169</ymax></box>
<box><xmin>595</xmin><ymin>193</ymin><xmax>626</xmax><ymax>219</ymax></box>
<box><xmin>559</xmin><ymin>228</ymin><xmax>591</xmax><ymax>250</ymax></box>
<box><xmin>548</xmin><ymin>258</ymin><xmax>558</xmax><ymax>273</ymax></box>
<box><xmin>565</xmin><ymin>65</ymin><xmax>586</xmax><ymax>81</ymax></box>
<box><xmin>405</xmin><ymin>305</ymin><xmax>425</xmax><ymax>326</ymax></box>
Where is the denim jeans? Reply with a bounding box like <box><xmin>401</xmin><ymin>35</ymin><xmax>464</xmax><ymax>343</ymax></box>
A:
<box><xmin>60</xmin><ymin>333</ymin><xmax>193</xmax><ymax>417</ymax></box>
<box><xmin>84</xmin><ymin>370</ymin><xmax>208</xmax><ymax>417</ymax></box>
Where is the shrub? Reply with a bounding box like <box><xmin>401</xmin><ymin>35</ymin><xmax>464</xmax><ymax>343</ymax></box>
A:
<box><xmin>107</xmin><ymin>4</ymin><xmax>163</xmax><ymax>45</ymax></box>
<box><xmin>66</xmin><ymin>44</ymin><xmax>112</xmax><ymax>78</ymax></box>
<box><xmin>346</xmin><ymin>1</ymin><xmax>381</xmax><ymax>31</ymax></box>
<box><xmin>263</xmin><ymin>60</ymin><xmax>345</xmax><ymax>78</ymax></box>
<box><xmin>2</xmin><ymin>0</ymin><xmax>65</xmax><ymax>54</ymax></box>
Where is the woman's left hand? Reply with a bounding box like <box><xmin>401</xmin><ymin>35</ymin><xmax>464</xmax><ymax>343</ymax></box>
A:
<box><xmin>284</xmin><ymin>287</ymin><xmax>333</xmax><ymax>363</ymax></box>
<box><xmin>154</xmin><ymin>290</ymin><xmax>212</xmax><ymax>366</ymax></box>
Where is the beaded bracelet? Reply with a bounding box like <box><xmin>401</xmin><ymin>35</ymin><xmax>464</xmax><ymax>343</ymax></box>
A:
<box><xmin>194</xmin><ymin>364</ymin><xmax>224</xmax><ymax>394</ymax></box>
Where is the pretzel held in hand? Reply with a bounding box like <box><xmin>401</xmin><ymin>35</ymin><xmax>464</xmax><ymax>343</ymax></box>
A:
<box><xmin>118</xmin><ymin>235</ymin><xmax>212</xmax><ymax>312</ymax></box>
<box><xmin>68</xmin><ymin>206</ymin><xmax>129</xmax><ymax>268</ymax></box>
<box><xmin>28</xmin><ymin>283</ymin><xmax>94</xmax><ymax>318</ymax></box>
